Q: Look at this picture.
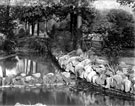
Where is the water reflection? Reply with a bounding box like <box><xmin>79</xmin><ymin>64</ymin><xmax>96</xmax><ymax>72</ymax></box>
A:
<box><xmin>0</xmin><ymin>87</ymin><xmax>134</xmax><ymax>106</ymax></box>
<box><xmin>0</xmin><ymin>55</ymin><xmax>56</xmax><ymax>78</ymax></box>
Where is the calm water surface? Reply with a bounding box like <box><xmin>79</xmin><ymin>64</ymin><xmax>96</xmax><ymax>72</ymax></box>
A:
<box><xmin>0</xmin><ymin>53</ymin><xmax>134</xmax><ymax>106</ymax></box>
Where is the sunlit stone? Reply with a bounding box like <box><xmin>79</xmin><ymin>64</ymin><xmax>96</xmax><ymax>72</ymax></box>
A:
<box><xmin>20</xmin><ymin>73</ymin><xmax>26</xmax><ymax>77</ymax></box>
<box><xmin>25</xmin><ymin>76</ymin><xmax>33</xmax><ymax>82</ymax></box>
<box><xmin>123</xmin><ymin>78</ymin><xmax>132</xmax><ymax>92</ymax></box>
<box><xmin>61</xmin><ymin>72</ymin><xmax>70</xmax><ymax>78</ymax></box>
<box><xmin>86</xmin><ymin>71</ymin><xmax>97</xmax><ymax>83</ymax></box>
<box><xmin>92</xmin><ymin>75</ymin><xmax>99</xmax><ymax>84</ymax></box>
<box><xmin>32</xmin><ymin>73</ymin><xmax>41</xmax><ymax>78</ymax></box>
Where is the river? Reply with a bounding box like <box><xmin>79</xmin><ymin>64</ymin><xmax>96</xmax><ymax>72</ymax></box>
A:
<box><xmin>0</xmin><ymin>53</ymin><xmax>134</xmax><ymax>106</ymax></box>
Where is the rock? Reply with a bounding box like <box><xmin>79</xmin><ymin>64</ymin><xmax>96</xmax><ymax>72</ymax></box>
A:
<box><xmin>3</xmin><ymin>77</ymin><xmax>13</xmax><ymax>85</ymax></box>
<box><xmin>131</xmin><ymin>77</ymin><xmax>135</xmax><ymax>84</ymax></box>
<box><xmin>32</xmin><ymin>73</ymin><xmax>41</xmax><ymax>78</ymax></box>
<box><xmin>83</xmin><ymin>65</ymin><xmax>93</xmax><ymax>79</ymax></box>
<box><xmin>100</xmin><ymin>74</ymin><xmax>106</xmax><ymax>84</ymax></box>
<box><xmin>95</xmin><ymin>77</ymin><xmax>105</xmax><ymax>86</ymax></box>
<box><xmin>121</xmin><ymin>84</ymin><xmax>124</xmax><ymax>91</ymax></box>
<box><xmin>86</xmin><ymin>71</ymin><xmax>97</xmax><ymax>83</ymax></box>
<box><xmin>59</xmin><ymin>55</ymin><xmax>70</xmax><ymax>66</ymax></box>
<box><xmin>13</xmin><ymin>78</ymin><xmax>24</xmax><ymax>85</ymax></box>
<box><xmin>105</xmin><ymin>70</ymin><xmax>113</xmax><ymax>77</ymax></box>
<box><xmin>25</xmin><ymin>76</ymin><xmax>33</xmax><ymax>82</ymax></box>
<box><xmin>119</xmin><ymin>62</ymin><xmax>129</xmax><ymax>68</ymax></box>
<box><xmin>71</xmin><ymin>60</ymin><xmax>80</xmax><ymax>67</ymax></box>
<box><xmin>93</xmin><ymin>65</ymin><xmax>106</xmax><ymax>74</ymax></box>
<box><xmin>20</xmin><ymin>73</ymin><xmax>26</xmax><ymax>77</ymax></box>
<box><xmin>84</xmin><ymin>65</ymin><xmax>93</xmax><ymax>73</ymax></box>
<box><xmin>122</xmin><ymin>68</ymin><xmax>128</xmax><ymax>74</ymax></box>
<box><xmin>105</xmin><ymin>77</ymin><xmax>113</xmax><ymax>88</ymax></box>
<box><xmin>46</xmin><ymin>73</ymin><xmax>54</xmax><ymax>76</ymax></box>
<box><xmin>80</xmin><ymin>59</ymin><xmax>91</xmax><ymax>66</ymax></box>
<box><xmin>75</xmin><ymin>63</ymin><xmax>84</xmax><ymax>73</ymax></box>
<box><xmin>65</xmin><ymin>62</ymin><xmax>74</xmax><ymax>72</ymax></box>
<box><xmin>92</xmin><ymin>75</ymin><xmax>99</xmax><ymax>84</ymax></box>
<box><xmin>79</xmin><ymin>71</ymin><xmax>85</xmax><ymax>79</ymax></box>
<box><xmin>132</xmin><ymin>66</ymin><xmax>135</xmax><ymax>72</ymax></box>
<box><xmin>67</xmin><ymin>56</ymin><xmax>81</xmax><ymax>63</ymax></box>
<box><xmin>112</xmin><ymin>74</ymin><xmax>123</xmax><ymax>85</ymax></box>
<box><xmin>61</xmin><ymin>72</ymin><xmax>70</xmax><ymax>78</ymax></box>
<box><xmin>96</xmin><ymin>58</ymin><xmax>108</xmax><ymax>65</ymax></box>
<box><xmin>133</xmin><ymin>84</ymin><xmax>135</xmax><ymax>92</ymax></box>
<box><xmin>35</xmin><ymin>103</ymin><xmax>47</xmax><ymax>106</ymax></box>
<box><xmin>123</xmin><ymin>78</ymin><xmax>132</xmax><ymax>92</ymax></box>
<box><xmin>55</xmin><ymin>74</ymin><xmax>65</xmax><ymax>84</ymax></box>
<box><xmin>43</xmin><ymin>73</ymin><xmax>58</xmax><ymax>85</ymax></box>
<box><xmin>76</xmin><ymin>48</ymin><xmax>83</xmax><ymax>56</ymax></box>
<box><xmin>111</xmin><ymin>74</ymin><xmax>124</xmax><ymax>89</ymax></box>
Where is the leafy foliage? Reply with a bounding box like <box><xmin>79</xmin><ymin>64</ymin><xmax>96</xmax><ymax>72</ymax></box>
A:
<box><xmin>107</xmin><ymin>9</ymin><xmax>135</xmax><ymax>47</ymax></box>
<box><xmin>117</xmin><ymin>0</ymin><xmax>135</xmax><ymax>11</ymax></box>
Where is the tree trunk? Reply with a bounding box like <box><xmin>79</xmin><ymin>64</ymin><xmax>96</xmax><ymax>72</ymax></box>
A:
<box><xmin>28</xmin><ymin>23</ymin><xmax>31</xmax><ymax>35</ymax></box>
<box><xmin>77</xmin><ymin>15</ymin><xmax>82</xmax><ymax>48</ymax></box>
<box><xmin>37</xmin><ymin>21</ymin><xmax>40</xmax><ymax>36</ymax></box>
<box><xmin>24</xmin><ymin>59</ymin><xmax>28</xmax><ymax>74</ymax></box>
<box><xmin>77</xmin><ymin>15</ymin><xmax>82</xmax><ymax>29</ymax></box>
<box><xmin>32</xmin><ymin>23</ymin><xmax>35</xmax><ymax>36</ymax></box>
<box><xmin>33</xmin><ymin>61</ymin><xmax>37</xmax><ymax>73</ymax></box>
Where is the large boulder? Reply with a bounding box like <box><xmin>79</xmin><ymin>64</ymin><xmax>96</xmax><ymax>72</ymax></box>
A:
<box><xmin>25</xmin><ymin>76</ymin><xmax>33</xmax><ymax>82</ymax></box>
<box><xmin>86</xmin><ymin>71</ymin><xmax>97</xmax><ymax>83</ymax></box>
<box><xmin>112</xmin><ymin>74</ymin><xmax>123</xmax><ymax>89</ymax></box>
<box><xmin>58</xmin><ymin>55</ymin><xmax>70</xmax><ymax>67</ymax></box>
<box><xmin>65</xmin><ymin>62</ymin><xmax>74</xmax><ymax>72</ymax></box>
<box><xmin>61</xmin><ymin>72</ymin><xmax>70</xmax><ymax>78</ymax></box>
<box><xmin>105</xmin><ymin>77</ymin><xmax>113</xmax><ymax>88</ymax></box>
<box><xmin>112</xmin><ymin>74</ymin><xmax>123</xmax><ymax>85</ymax></box>
<box><xmin>93</xmin><ymin>65</ymin><xmax>106</xmax><ymax>74</ymax></box>
<box><xmin>75</xmin><ymin>62</ymin><xmax>84</xmax><ymax>73</ymax></box>
<box><xmin>123</xmin><ymin>78</ymin><xmax>132</xmax><ymax>92</ymax></box>
<box><xmin>92</xmin><ymin>75</ymin><xmax>99</xmax><ymax>84</ymax></box>
<box><xmin>95</xmin><ymin>77</ymin><xmax>105</xmax><ymax>86</ymax></box>
<box><xmin>83</xmin><ymin>65</ymin><xmax>93</xmax><ymax>79</ymax></box>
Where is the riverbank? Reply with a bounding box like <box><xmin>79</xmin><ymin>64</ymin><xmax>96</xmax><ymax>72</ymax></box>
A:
<box><xmin>52</xmin><ymin>49</ymin><xmax>135</xmax><ymax>99</ymax></box>
<box><xmin>0</xmin><ymin>36</ymin><xmax>135</xmax><ymax>100</ymax></box>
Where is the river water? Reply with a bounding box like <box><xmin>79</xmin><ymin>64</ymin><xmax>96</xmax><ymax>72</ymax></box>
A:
<box><xmin>0</xmin><ymin>53</ymin><xmax>134</xmax><ymax>106</ymax></box>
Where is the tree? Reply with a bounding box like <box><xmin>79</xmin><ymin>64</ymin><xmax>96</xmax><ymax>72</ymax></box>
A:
<box><xmin>107</xmin><ymin>9</ymin><xmax>135</xmax><ymax>47</ymax></box>
<box><xmin>117</xmin><ymin>0</ymin><xmax>135</xmax><ymax>10</ymax></box>
<box><xmin>91</xmin><ymin>10</ymin><xmax>112</xmax><ymax>34</ymax></box>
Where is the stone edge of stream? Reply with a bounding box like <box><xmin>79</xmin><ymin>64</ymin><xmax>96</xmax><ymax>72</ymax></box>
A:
<box><xmin>53</xmin><ymin>50</ymin><xmax>135</xmax><ymax>98</ymax></box>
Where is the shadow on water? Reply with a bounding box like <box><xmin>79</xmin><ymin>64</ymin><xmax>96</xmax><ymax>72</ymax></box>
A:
<box><xmin>0</xmin><ymin>53</ymin><xmax>134</xmax><ymax>106</ymax></box>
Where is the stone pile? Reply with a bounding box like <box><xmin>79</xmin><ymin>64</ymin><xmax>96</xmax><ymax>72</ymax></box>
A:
<box><xmin>0</xmin><ymin>72</ymin><xmax>73</xmax><ymax>87</ymax></box>
<box><xmin>57</xmin><ymin>52</ymin><xmax>135</xmax><ymax>94</ymax></box>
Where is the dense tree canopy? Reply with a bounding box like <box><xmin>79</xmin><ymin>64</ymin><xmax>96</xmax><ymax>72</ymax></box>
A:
<box><xmin>106</xmin><ymin>9</ymin><xmax>135</xmax><ymax>48</ymax></box>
